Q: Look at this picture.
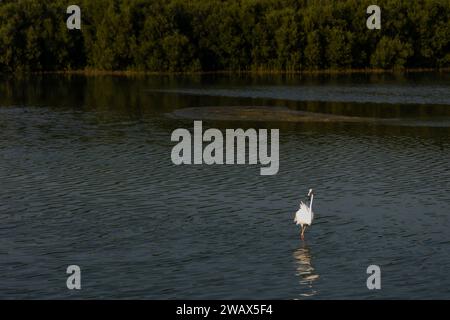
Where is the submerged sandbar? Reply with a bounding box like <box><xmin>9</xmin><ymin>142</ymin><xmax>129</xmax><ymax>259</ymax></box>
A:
<box><xmin>168</xmin><ymin>106</ymin><xmax>396</xmax><ymax>123</ymax></box>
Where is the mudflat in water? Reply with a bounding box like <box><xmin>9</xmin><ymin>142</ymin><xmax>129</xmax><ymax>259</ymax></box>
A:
<box><xmin>170</xmin><ymin>106</ymin><xmax>390</xmax><ymax>123</ymax></box>
<box><xmin>0</xmin><ymin>73</ymin><xmax>449</xmax><ymax>299</ymax></box>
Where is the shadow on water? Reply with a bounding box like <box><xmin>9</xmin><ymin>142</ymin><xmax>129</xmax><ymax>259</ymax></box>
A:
<box><xmin>293</xmin><ymin>244</ymin><xmax>320</xmax><ymax>298</ymax></box>
<box><xmin>1</xmin><ymin>73</ymin><xmax>450</xmax><ymax>120</ymax></box>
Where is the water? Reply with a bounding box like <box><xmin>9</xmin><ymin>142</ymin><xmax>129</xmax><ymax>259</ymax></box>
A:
<box><xmin>0</xmin><ymin>73</ymin><xmax>450</xmax><ymax>299</ymax></box>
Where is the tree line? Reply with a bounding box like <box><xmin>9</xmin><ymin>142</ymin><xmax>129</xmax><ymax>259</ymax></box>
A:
<box><xmin>0</xmin><ymin>0</ymin><xmax>449</xmax><ymax>73</ymax></box>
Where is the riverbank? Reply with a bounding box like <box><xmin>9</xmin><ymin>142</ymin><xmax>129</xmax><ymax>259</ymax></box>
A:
<box><xmin>26</xmin><ymin>68</ymin><xmax>450</xmax><ymax>77</ymax></box>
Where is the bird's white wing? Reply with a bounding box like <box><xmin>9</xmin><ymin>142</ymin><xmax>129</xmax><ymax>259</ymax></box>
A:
<box><xmin>294</xmin><ymin>202</ymin><xmax>311</xmax><ymax>226</ymax></box>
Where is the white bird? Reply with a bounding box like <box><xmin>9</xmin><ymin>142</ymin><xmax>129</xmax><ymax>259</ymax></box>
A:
<box><xmin>294</xmin><ymin>189</ymin><xmax>315</xmax><ymax>240</ymax></box>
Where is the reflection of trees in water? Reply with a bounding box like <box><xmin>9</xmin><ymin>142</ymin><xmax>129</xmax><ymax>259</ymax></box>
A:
<box><xmin>293</xmin><ymin>245</ymin><xmax>319</xmax><ymax>297</ymax></box>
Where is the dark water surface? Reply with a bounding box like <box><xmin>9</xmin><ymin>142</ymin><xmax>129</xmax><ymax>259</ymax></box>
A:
<box><xmin>0</xmin><ymin>73</ymin><xmax>450</xmax><ymax>299</ymax></box>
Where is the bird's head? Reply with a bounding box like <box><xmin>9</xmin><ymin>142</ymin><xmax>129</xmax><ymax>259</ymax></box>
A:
<box><xmin>307</xmin><ymin>189</ymin><xmax>313</xmax><ymax>199</ymax></box>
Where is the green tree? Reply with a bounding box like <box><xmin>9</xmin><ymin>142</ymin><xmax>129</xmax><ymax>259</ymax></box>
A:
<box><xmin>371</xmin><ymin>36</ymin><xmax>413</xmax><ymax>69</ymax></box>
<box><xmin>304</xmin><ymin>31</ymin><xmax>322</xmax><ymax>70</ymax></box>
<box><xmin>0</xmin><ymin>0</ymin><xmax>449</xmax><ymax>73</ymax></box>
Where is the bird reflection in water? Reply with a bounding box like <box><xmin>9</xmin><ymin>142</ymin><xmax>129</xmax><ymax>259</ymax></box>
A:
<box><xmin>293</xmin><ymin>244</ymin><xmax>319</xmax><ymax>297</ymax></box>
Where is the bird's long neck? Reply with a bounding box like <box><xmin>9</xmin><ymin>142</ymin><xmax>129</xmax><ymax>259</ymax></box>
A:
<box><xmin>309</xmin><ymin>194</ymin><xmax>314</xmax><ymax>211</ymax></box>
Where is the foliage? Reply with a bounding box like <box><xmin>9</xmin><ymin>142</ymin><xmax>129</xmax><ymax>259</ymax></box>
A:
<box><xmin>0</xmin><ymin>0</ymin><xmax>449</xmax><ymax>73</ymax></box>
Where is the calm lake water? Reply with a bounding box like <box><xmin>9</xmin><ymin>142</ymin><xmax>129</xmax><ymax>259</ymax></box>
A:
<box><xmin>0</xmin><ymin>73</ymin><xmax>450</xmax><ymax>299</ymax></box>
